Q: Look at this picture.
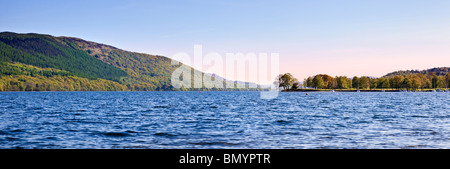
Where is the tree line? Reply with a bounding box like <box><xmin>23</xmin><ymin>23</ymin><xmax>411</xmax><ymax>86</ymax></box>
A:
<box><xmin>0</xmin><ymin>61</ymin><xmax>264</xmax><ymax>92</ymax></box>
<box><xmin>276</xmin><ymin>72</ymin><xmax>450</xmax><ymax>91</ymax></box>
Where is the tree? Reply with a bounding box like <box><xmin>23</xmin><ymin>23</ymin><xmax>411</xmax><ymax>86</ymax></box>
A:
<box><xmin>275</xmin><ymin>73</ymin><xmax>296</xmax><ymax>90</ymax></box>
<box><xmin>359</xmin><ymin>76</ymin><xmax>370</xmax><ymax>89</ymax></box>
<box><xmin>403</xmin><ymin>77</ymin><xmax>412</xmax><ymax>90</ymax></box>
<box><xmin>320</xmin><ymin>74</ymin><xmax>334</xmax><ymax>89</ymax></box>
<box><xmin>25</xmin><ymin>82</ymin><xmax>33</xmax><ymax>91</ymax></box>
<box><xmin>431</xmin><ymin>73</ymin><xmax>447</xmax><ymax>88</ymax></box>
<box><xmin>382</xmin><ymin>78</ymin><xmax>390</xmax><ymax>89</ymax></box>
<box><xmin>377</xmin><ymin>78</ymin><xmax>389</xmax><ymax>89</ymax></box>
<box><xmin>424</xmin><ymin>78</ymin><xmax>432</xmax><ymax>89</ymax></box>
<box><xmin>304</xmin><ymin>77</ymin><xmax>313</xmax><ymax>88</ymax></box>
<box><xmin>431</xmin><ymin>73</ymin><xmax>439</xmax><ymax>89</ymax></box>
<box><xmin>312</xmin><ymin>75</ymin><xmax>324</xmax><ymax>89</ymax></box>
<box><xmin>438</xmin><ymin>76</ymin><xmax>446</xmax><ymax>89</ymax></box>
<box><xmin>370</xmin><ymin>79</ymin><xmax>378</xmax><ymax>89</ymax></box>
<box><xmin>331</xmin><ymin>78</ymin><xmax>338</xmax><ymax>89</ymax></box>
<box><xmin>411</xmin><ymin>77</ymin><xmax>422</xmax><ymax>91</ymax></box>
<box><xmin>336</xmin><ymin>76</ymin><xmax>351</xmax><ymax>89</ymax></box>
<box><xmin>415</xmin><ymin>73</ymin><xmax>427</xmax><ymax>89</ymax></box>
<box><xmin>291</xmin><ymin>81</ymin><xmax>300</xmax><ymax>90</ymax></box>
<box><xmin>352</xmin><ymin>76</ymin><xmax>359</xmax><ymax>89</ymax></box>
<box><xmin>392</xmin><ymin>75</ymin><xmax>405</xmax><ymax>90</ymax></box>
<box><xmin>446</xmin><ymin>73</ymin><xmax>450</xmax><ymax>89</ymax></box>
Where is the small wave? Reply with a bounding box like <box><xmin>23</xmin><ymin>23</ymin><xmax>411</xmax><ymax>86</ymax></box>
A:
<box><xmin>154</xmin><ymin>132</ymin><xmax>177</xmax><ymax>137</ymax></box>
<box><xmin>209</xmin><ymin>106</ymin><xmax>218</xmax><ymax>108</ymax></box>
<box><xmin>27</xmin><ymin>107</ymin><xmax>43</xmax><ymax>110</ymax></box>
<box><xmin>139</xmin><ymin>124</ymin><xmax>155</xmax><ymax>128</ymax></box>
<box><xmin>140</xmin><ymin>109</ymin><xmax>153</xmax><ymax>113</ymax></box>
<box><xmin>409</xmin><ymin>115</ymin><xmax>429</xmax><ymax>118</ymax></box>
<box><xmin>372</xmin><ymin>115</ymin><xmax>396</xmax><ymax>119</ymax></box>
<box><xmin>45</xmin><ymin>136</ymin><xmax>59</xmax><ymax>140</ymax></box>
<box><xmin>275</xmin><ymin>120</ymin><xmax>292</xmax><ymax>124</ymax></box>
<box><xmin>42</xmin><ymin>121</ymin><xmax>55</xmax><ymax>125</ymax></box>
<box><xmin>356</xmin><ymin>120</ymin><xmax>371</xmax><ymax>124</ymax></box>
<box><xmin>154</xmin><ymin>105</ymin><xmax>170</xmax><ymax>108</ymax></box>
<box><xmin>284</xmin><ymin>131</ymin><xmax>301</xmax><ymax>135</ymax></box>
<box><xmin>119</xmin><ymin>145</ymin><xmax>152</xmax><ymax>149</ymax></box>
<box><xmin>402</xmin><ymin>144</ymin><xmax>428</xmax><ymax>149</ymax></box>
<box><xmin>100</xmin><ymin>132</ymin><xmax>131</xmax><ymax>137</ymax></box>
<box><xmin>10</xmin><ymin>129</ymin><xmax>25</xmax><ymax>133</ymax></box>
<box><xmin>6</xmin><ymin>137</ymin><xmax>20</xmax><ymax>141</ymax></box>
<box><xmin>188</xmin><ymin>142</ymin><xmax>241</xmax><ymax>146</ymax></box>
<box><xmin>125</xmin><ymin>130</ymin><xmax>139</xmax><ymax>134</ymax></box>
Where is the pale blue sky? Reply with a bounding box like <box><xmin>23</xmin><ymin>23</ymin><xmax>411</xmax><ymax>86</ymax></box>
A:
<box><xmin>1</xmin><ymin>0</ymin><xmax>450</xmax><ymax>81</ymax></box>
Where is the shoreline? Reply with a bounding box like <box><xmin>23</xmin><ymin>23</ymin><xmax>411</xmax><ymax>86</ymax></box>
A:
<box><xmin>283</xmin><ymin>89</ymin><xmax>448</xmax><ymax>92</ymax></box>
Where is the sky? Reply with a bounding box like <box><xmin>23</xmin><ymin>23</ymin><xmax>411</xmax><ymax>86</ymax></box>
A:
<box><xmin>1</xmin><ymin>0</ymin><xmax>450</xmax><ymax>84</ymax></box>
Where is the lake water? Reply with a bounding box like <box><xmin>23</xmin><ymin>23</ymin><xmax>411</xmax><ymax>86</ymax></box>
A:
<box><xmin>0</xmin><ymin>91</ymin><xmax>449</xmax><ymax>149</ymax></box>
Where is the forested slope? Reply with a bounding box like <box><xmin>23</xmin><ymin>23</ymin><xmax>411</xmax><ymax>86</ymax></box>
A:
<box><xmin>0</xmin><ymin>32</ymin><xmax>258</xmax><ymax>91</ymax></box>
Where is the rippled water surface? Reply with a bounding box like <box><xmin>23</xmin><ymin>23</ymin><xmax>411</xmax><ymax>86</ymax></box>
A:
<box><xmin>0</xmin><ymin>91</ymin><xmax>449</xmax><ymax>149</ymax></box>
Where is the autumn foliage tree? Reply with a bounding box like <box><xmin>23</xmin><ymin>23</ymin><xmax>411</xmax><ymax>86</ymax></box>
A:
<box><xmin>300</xmin><ymin>72</ymin><xmax>450</xmax><ymax>90</ymax></box>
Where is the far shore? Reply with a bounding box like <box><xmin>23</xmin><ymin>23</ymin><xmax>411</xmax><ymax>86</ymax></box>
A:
<box><xmin>283</xmin><ymin>89</ymin><xmax>448</xmax><ymax>92</ymax></box>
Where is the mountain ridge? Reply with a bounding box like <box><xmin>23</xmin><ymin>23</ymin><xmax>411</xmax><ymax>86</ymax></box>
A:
<box><xmin>0</xmin><ymin>32</ymin><xmax>261</xmax><ymax>91</ymax></box>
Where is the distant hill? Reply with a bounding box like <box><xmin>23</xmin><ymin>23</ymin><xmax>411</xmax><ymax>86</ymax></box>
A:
<box><xmin>383</xmin><ymin>67</ymin><xmax>450</xmax><ymax>77</ymax></box>
<box><xmin>58</xmin><ymin>35</ymin><xmax>183</xmax><ymax>89</ymax></box>
<box><xmin>0</xmin><ymin>32</ymin><xmax>127</xmax><ymax>81</ymax></box>
<box><xmin>0</xmin><ymin>32</ymin><xmax>260</xmax><ymax>91</ymax></box>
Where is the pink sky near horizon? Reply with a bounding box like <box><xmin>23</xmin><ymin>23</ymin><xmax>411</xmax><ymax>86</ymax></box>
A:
<box><xmin>280</xmin><ymin>43</ymin><xmax>450</xmax><ymax>82</ymax></box>
<box><xmin>153</xmin><ymin>40</ymin><xmax>450</xmax><ymax>85</ymax></box>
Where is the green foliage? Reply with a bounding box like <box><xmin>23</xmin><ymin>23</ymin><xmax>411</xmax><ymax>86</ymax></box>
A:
<box><xmin>391</xmin><ymin>75</ymin><xmax>405</xmax><ymax>89</ymax></box>
<box><xmin>291</xmin><ymin>81</ymin><xmax>300</xmax><ymax>90</ymax></box>
<box><xmin>100</xmin><ymin>49</ymin><xmax>178</xmax><ymax>88</ymax></box>
<box><xmin>410</xmin><ymin>77</ymin><xmax>421</xmax><ymax>90</ymax></box>
<box><xmin>312</xmin><ymin>75</ymin><xmax>324</xmax><ymax>89</ymax></box>
<box><xmin>352</xmin><ymin>76</ymin><xmax>359</xmax><ymax>89</ymax></box>
<box><xmin>359</xmin><ymin>76</ymin><xmax>370</xmax><ymax>89</ymax></box>
<box><xmin>300</xmin><ymin>72</ymin><xmax>450</xmax><ymax>91</ymax></box>
<box><xmin>0</xmin><ymin>32</ymin><xmax>127</xmax><ymax>81</ymax></box>
<box><xmin>383</xmin><ymin>67</ymin><xmax>450</xmax><ymax>77</ymax></box>
<box><xmin>376</xmin><ymin>78</ymin><xmax>390</xmax><ymax>89</ymax></box>
<box><xmin>0</xmin><ymin>61</ymin><xmax>73</xmax><ymax>77</ymax></box>
<box><xmin>335</xmin><ymin>76</ymin><xmax>352</xmax><ymax>89</ymax></box>
<box><xmin>431</xmin><ymin>74</ymin><xmax>439</xmax><ymax>89</ymax></box>
<box><xmin>61</xmin><ymin>36</ymin><xmax>264</xmax><ymax>91</ymax></box>
<box><xmin>0</xmin><ymin>75</ymin><xmax>127</xmax><ymax>91</ymax></box>
<box><xmin>275</xmin><ymin>73</ymin><xmax>297</xmax><ymax>90</ymax></box>
<box><xmin>0</xmin><ymin>32</ymin><xmax>264</xmax><ymax>91</ymax></box>
<box><xmin>446</xmin><ymin>73</ymin><xmax>450</xmax><ymax>88</ymax></box>
<box><xmin>304</xmin><ymin>77</ymin><xmax>313</xmax><ymax>88</ymax></box>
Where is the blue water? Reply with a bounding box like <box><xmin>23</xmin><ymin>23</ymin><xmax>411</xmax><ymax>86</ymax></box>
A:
<box><xmin>0</xmin><ymin>91</ymin><xmax>449</xmax><ymax>149</ymax></box>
